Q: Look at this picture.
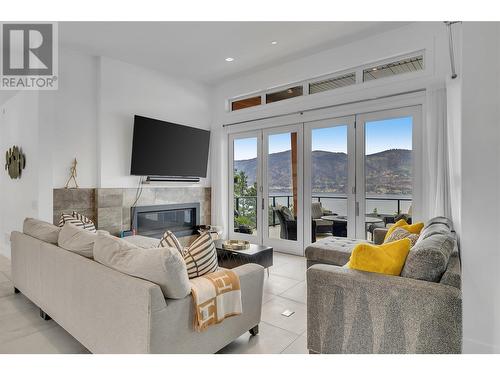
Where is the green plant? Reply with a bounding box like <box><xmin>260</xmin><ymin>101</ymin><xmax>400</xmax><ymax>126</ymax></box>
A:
<box><xmin>233</xmin><ymin>169</ymin><xmax>258</xmax><ymax>229</ymax></box>
<box><xmin>235</xmin><ymin>215</ymin><xmax>253</xmax><ymax>227</ymax></box>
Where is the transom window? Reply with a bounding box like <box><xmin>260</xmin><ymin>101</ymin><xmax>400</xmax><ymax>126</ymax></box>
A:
<box><xmin>229</xmin><ymin>52</ymin><xmax>425</xmax><ymax>112</ymax></box>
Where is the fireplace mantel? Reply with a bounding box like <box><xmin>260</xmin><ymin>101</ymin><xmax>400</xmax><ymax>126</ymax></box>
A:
<box><xmin>53</xmin><ymin>187</ymin><xmax>211</xmax><ymax>239</ymax></box>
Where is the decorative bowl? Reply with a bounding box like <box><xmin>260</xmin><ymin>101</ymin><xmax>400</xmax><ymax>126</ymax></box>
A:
<box><xmin>221</xmin><ymin>240</ymin><xmax>250</xmax><ymax>250</ymax></box>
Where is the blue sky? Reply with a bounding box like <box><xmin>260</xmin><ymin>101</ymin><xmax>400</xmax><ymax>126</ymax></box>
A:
<box><xmin>233</xmin><ymin>116</ymin><xmax>412</xmax><ymax>160</ymax></box>
<box><xmin>365</xmin><ymin>116</ymin><xmax>412</xmax><ymax>154</ymax></box>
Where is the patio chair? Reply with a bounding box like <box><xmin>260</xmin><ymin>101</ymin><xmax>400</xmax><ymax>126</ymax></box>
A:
<box><xmin>273</xmin><ymin>206</ymin><xmax>316</xmax><ymax>242</ymax></box>
<box><xmin>311</xmin><ymin>202</ymin><xmax>334</xmax><ymax>234</ymax></box>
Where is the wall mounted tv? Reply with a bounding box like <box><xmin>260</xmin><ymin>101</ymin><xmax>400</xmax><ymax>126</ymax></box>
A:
<box><xmin>130</xmin><ymin>115</ymin><xmax>210</xmax><ymax>179</ymax></box>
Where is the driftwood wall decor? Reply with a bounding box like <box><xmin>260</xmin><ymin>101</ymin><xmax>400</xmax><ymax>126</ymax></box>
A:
<box><xmin>4</xmin><ymin>146</ymin><xmax>26</xmax><ymax>179</ymax></box>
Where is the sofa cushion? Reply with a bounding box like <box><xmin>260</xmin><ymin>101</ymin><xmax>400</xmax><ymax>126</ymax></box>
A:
<box><xmin>94</xmin><ymin>232</ymin><xmax>191</xmax><ymax>299</ymax></box>
<box><xmin>401</xmin><ymin>232</ymin><xmax>456</xmax><ymax>282</ymax></box>
<box><xmin>58</xmin><ymin>222</ymin><xmax>99</xmax><ymax>258</ymax></box>
<box><xmin>123</xmin><ymin>235</ymin><xmax>160</xmax><ymax>249</ymax></box>
<box><xmin>417</xmin><ymin>217</ymin><xmax>453</xmax><ymax>242</ymax></box>
<box><xmin>425</xmin><ymin>216</ymin><xmax>453</xmax><ymax>228</ymax></box>
<box><xmin>23</xmin><ymin>218</ymin><xmax>61</xmax><ymax>244</ymax></box>
<box><xmin>439</xmin><ymin>251</ymin><xmax>461</xmax><ymax>289</ymax></box>
<box><xmin>305</xmin><ymin>236</ymin><xmax>368</xmax><ymax>266</ymax></box>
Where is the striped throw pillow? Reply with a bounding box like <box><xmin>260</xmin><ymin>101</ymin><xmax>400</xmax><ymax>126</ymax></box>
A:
<box><xmin>384</xmin><ymin>227</ymin><xmax>419</xmax><ymax>248</ymax></box>
<box><xmin>183</xmin><ymin>232</ymin><xmax>218</xmax><ymax>279</ymax></box>
<box><xmin>59</xmin><ymin>211</ymin><xmax>96</xmax><ymax>232</ymax></box>
<box><xmin>158</xmin><ymin>230</ymin><xmax>184</xmax><ymax>255</ymax></box>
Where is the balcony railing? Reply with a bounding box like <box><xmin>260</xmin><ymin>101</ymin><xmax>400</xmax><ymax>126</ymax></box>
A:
<box><xmin>234</xmin><ymin>194</ymin><xmax>412</xmax><ymax>228</ymax></box>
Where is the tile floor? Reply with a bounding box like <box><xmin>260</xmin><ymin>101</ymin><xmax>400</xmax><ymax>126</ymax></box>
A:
<box><xmin>0</xmin><ymin>252</ymin><xmax>308</xmax><ymax>354</ymax></box>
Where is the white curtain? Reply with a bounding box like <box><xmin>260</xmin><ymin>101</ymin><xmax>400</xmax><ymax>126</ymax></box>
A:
<box><xmin>421</xmin><ymin>85</ymin><xmax>453</xmax><ymax>222</ymax></box>
<box><xmin>210</xmin><ymin>125</ymin><xmax>229</xmax><ymax>238</ymax></box>
<box><xmin>445</xmin><ymin>78</ymin><xmax>462</xmax><ymax>236</ymax></box>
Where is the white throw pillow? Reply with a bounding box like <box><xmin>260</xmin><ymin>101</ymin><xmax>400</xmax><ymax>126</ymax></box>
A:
<box><xmin>93</xmin><ymin>232</ymin><xmax>191</xmax><ymax>299</ymax></box>
<box><xmin>58</xmin><ymin>223</ymin><xmax>100</xmax><ymax>258</ymax></box>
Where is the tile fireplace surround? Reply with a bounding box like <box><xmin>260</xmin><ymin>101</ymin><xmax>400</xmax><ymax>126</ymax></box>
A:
<box><xmin>53</xmin><ymin>187</ymin><xmax>211</xmax><ymax>245</ymax></box>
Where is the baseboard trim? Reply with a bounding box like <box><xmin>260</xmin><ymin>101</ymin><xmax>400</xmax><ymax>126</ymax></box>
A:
<box><xmin>463</xmin><ymin>337</ymin><xmax>500</xmax><ymax>353</ymax></box>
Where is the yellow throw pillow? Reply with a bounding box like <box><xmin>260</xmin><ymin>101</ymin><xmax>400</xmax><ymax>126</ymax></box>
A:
<box><xmin>348</xmin><ymin>238</ymin><xmax>411</xmax><ymax>276</ymax></box>
<box><xmin>384</xmin><ymin>219</ymin><xmax>424</xmax><ymax>241</ymax></box>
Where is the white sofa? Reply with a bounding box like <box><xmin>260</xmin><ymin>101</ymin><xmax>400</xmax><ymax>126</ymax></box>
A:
<box><xmin>10</xmin><ymin>221</ymin><xmax>264</xmax><ymax>353</ymax></box>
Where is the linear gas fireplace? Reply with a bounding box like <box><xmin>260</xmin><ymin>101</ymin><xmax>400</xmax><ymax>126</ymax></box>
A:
<box><xmin>131</xmin><ymin>203</ymin><xmax>200</xmax><ymax>238</ymax></box>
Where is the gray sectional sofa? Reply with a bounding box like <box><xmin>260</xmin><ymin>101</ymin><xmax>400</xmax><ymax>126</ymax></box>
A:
<box><xmin>306</xmin><ymin>216</ymin><xmax>462</xmax><ymax>354</ymax></box>
<box><xmin>10</xmin><ymin>219</ymin><xmax>265</xmax><ymax>353</ymax></box>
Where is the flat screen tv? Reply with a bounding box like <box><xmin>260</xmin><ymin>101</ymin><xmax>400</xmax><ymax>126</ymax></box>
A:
<box><xmin>130</xmin><ymin>115</ymin><xmax>210</xmax><ymax>178</ymax></box>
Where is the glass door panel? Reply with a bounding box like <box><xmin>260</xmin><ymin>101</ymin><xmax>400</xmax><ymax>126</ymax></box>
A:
<box><xmin>305</xmin><ymin>116</ymin><xmax>356</xmax><ymax>245</ymax></box>
<box><xmin>263</xmin><ymin>124</ymin><xmax>303</xmax><ymax>254</ymax></box>
<box><xmin>356</xmin><ymin>107</ymin><xmax>420</xmax><ymax>240</ymax></box>
<box><xmin>229</xmin><ymin>132</ymin><xmax>262</xmax><ymax>241</ymax></box>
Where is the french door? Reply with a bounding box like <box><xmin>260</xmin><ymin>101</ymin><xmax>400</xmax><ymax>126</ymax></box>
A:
<box><xmin>303</xmin><ymin>116</ymin><xmax>356</xmax><ymax>245</ymax></box>
<box><xmin>355</xmin><ymin>107</ymin><xmax>420</xmax><ymax>239</ymax></box>
<box><xmin>263</xmin><ymin>124</ymin><xmax>304</xmax><ymax>254</ymax></box>
<box><xmin>228</xmin><ymin>105</ymin><xmax>421</xmax><ymax>253</ymax></box>
<box><xmin>228</xmin><ymin>125</ymin><xmax>304</xmax><ymax>255</ymax></box>
<box><xmin>228</xmin><ymin>131</ymin><xmax>263</xmax><ymax>244</ymax></box>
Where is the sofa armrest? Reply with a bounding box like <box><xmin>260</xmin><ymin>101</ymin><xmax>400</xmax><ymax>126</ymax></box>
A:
<box><xmin>232</xmin><ymin>263</ymin><xmax>265</xmax><ymax>285</ymax></box>
<box><xmin>373</xmin><ymin>227</ymin><xmax>388</xmax><ymax>244</ymax></box>
<box><xmin>307</xmin><ymin>264</ymin><xmax>462</xmax><ymax>354</ymax></box>
<box><xmin>231</xmin><ymin>263</ymin><xmax>265</xmax><ymax>319</ymax></box>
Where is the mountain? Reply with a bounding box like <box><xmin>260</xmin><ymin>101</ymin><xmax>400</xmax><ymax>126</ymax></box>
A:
<box><xmin>234</xmin><ymin>149</ymin><xmax>411</xmax><ymax>195</ymax></box>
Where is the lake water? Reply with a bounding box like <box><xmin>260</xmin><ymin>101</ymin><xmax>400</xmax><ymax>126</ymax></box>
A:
<box><xmin>269</xmin><ymin>191</ymin><xmax>412</xmax><ymax>216</ymax></box>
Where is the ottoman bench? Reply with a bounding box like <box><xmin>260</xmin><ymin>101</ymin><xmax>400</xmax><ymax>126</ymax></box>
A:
<box><xmin>305</xmin><ymin>236</ymin><xmax>369</xmax><ymax>268</ymax></box>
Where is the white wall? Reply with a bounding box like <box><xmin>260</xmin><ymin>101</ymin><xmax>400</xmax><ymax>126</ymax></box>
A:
<box><xmin>98</xmin><ymin>57</ymin><xmax>212</xmax><ymax>188</ymax></box>
<box><xmin>210</xmin><ymin>22</ymin><xmax>452</xmax><ymax>235</ymax></box>
<box><xmin>0</xmin><ymin>92</ymin><xmax>40</xmax><ymax>257</ymax></box>
<box><xmin>0</xmin><ymin>49</ymin><xmax>213</xmax><ymax>258</ymax></box>
<box><xmin>52</xmin><ymin>49</ymin><xmax>99</xmax><ymax>188</ymax></box>
<box><xmin>460</xmin><ymin>22</ymin><xmax>500</xmax><ymax>353</ymax></box>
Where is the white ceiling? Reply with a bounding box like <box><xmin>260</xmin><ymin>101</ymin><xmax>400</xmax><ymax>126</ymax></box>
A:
<box><xmin>59</xmin><ymin>22</ymin><xmax>410</xmax><ymax>85</ymax></box>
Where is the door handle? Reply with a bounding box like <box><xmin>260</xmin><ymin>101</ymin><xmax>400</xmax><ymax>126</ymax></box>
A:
<box><xmin>355</xmin><ymin>201</ymin><xmax>359</xmax><ymax>216</ymax></box>
<box><xmin>262</xmin><ymin>198</ymin><xmax>265</xmax><ymax>210</ymax></box>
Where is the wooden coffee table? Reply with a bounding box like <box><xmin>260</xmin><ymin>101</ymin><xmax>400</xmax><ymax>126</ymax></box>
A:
<box><xmin>214</xmin><ymin>240</ymin><xmax>273</xmax><ymax>276</ymax></box>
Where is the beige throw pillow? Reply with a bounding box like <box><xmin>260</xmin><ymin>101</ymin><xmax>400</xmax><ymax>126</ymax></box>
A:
<box><xmin>93</xmin><ymin>232</ymin><xmax>191</xmax><ymax>299</ymax></box>
<box><xmin>58</xmin><ymin>223</ymin><xmax>99</xmax><ymax>258</ymax></box>
<box><xmin>23</xmin><ymin>218</ymin><xmax>61</xmax><ymax>244</ymax></box>
<box><xmin>384</xmin><ymin>227</ymin><xmax>419</xmax><ymax>247</ymax></box>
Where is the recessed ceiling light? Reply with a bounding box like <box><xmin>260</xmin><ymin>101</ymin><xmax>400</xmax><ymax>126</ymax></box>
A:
<box><xmin>271</xmin><ymin>41</ymin><xmax>278</xmax><ymax>45</ymax></box>
<box><xmin>225</xmin><ymin>57</ymin><xmax>234</xmax><ymax>62</ymax></box>
<box><xmin>372</xmin><ymin>67</ymin><xmax>378</xmax><ymax>71</ymax></box>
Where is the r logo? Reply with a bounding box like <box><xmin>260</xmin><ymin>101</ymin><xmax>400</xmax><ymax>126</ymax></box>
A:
<box><xmin>2</xmin><ymin>23</ymin><xmax>53</xmax><ymax>76</ymax></box>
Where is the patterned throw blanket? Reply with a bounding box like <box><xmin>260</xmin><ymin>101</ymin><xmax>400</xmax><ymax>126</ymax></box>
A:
<box><xmin>190</xmin><ymin>269</ymin><xmax>242</xmax><ymax>332</ymax></box>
